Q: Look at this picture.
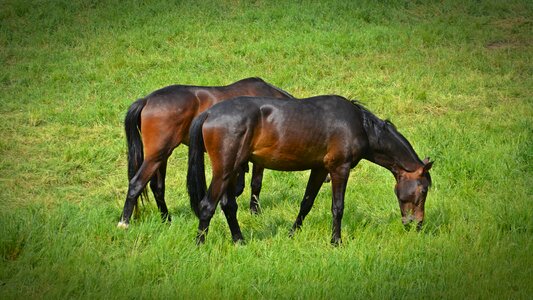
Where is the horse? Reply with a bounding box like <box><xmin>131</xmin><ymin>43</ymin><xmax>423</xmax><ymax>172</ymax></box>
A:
<box><xmin>187</xmin><ymin>95</ymin><xmax>433</xmax><ymax>245</ymax></box>
<box><xmin>118</xmin><ymin>77</ymin><xmax>294</xmax><ymax>228</ymax></box>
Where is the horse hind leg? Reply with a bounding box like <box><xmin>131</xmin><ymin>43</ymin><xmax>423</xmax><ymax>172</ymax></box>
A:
<box><xmin>234</xmin><ymin>163</ymin><xmax>248</xmax><ymax>197</ymax></box>
<box><xmin>119</xmin><ymin>123</ymin><xmax>177</xmax><ymax>228</ymax></box>
<box><xmin>231</xmin><ymin>162</ymin><xmax>264</xmax><ymax>215</ymax></box>
<box><xmin>197</xmin><ymin>160</ymin><xmax>244</xmax><ymax>244</ymax></box>
<box><xmin>197</xmin><ymin>174</ymin><xmax>243</xmax><ymax>244</ymax></box>
<box><xmin>197</xmin><ymin>124</ymin><xmax>251</xmax><ymax>244</ymax></box>
<box><xmin>150</xmin><ymin>158</ymin><xmax>171</xmax><ymax>223</ymax></box>
<box><xmin>220</xmin><ymin>176</ymin><xmax>244</xmax><ymax>243</ymax></box>
<box><xmin>122</xmin><ymin>111</ymin><xmax>183</xmax><ymax>227</ymax></box>
<box><xmin>196</xmin><ymin>176</ymin><xmax>229</xmax><ymax>245</ymax></box>
<box><xmin>250</xmin><ymin>164</ymin><xmax>264</xmax><ymax>214</ymax></box>
<box><xmin>119</xmin><ymin>157</ymin><xmax>163</xmax><ymax>228</ymax></box>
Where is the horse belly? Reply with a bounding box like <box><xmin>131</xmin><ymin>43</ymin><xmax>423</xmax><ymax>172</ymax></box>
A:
<box><xmin>251</xmin><ymin>146</ymin><xmax>324</xmax><ymax>171</ymax></box>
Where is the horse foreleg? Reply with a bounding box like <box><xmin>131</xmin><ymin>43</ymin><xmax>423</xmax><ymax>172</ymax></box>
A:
<box><xmin>150</xmin><ymin>159</ymin><xmax>171</xmax><ymax>223</ymax></box>
<box><xmin>250</xmin><ymin>164</ymin><xmax>264</xmax><ymax>214</ymax></box>
<box><xmin>329</xmin><ymin>164</ymin><xmax>350</xmax><ymax>246</ymax></box>
<box><xmin>290</xmin><ymin>168</ymin><xmax>328</xmax><ymax>237</ymax></box>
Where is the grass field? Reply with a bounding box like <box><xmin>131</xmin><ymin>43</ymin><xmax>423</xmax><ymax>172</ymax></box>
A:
<box><xmin>1</xmin><ymin>0</ymin><xmax>532</xmax><ymax>298</ymax></box>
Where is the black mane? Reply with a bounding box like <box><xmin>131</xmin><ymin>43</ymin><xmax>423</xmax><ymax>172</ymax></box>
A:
<box><xmin>350</xmin><ymin>100</ymin><xmax>423</xmax><ymax>172</ymax></box>
<box><xmin>349</xmin><ymin>99</ymin><xmax>397</xmax><ymax>132</ymax></box>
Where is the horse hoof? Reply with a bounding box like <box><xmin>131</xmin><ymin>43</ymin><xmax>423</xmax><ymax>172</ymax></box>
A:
<box><xmin>117</xmin><ymin>221</ymin><xmax>129</xmax><ymax>229</ymax></box>
<box><xmin>330</xmin><ymin>238</ymin><xmax>342</xmax><ymax>247</ymax></box>
<box><xmin>288</xmin><ymin>230</ymin><xmax>296</xmax><ymax>239</ymax></box>
<box><xmin>233</xmin><ymin>238</ymin><xmax>246</xmax><ymax>246</ymax></box>
<box><xmin>196</xmin><ymin>233</ymin><xmax>206</xmax><ymax>246</ymax></box>
<box><xmin>289</xmin><ymin>225</ymin><xmax>301</xmax><ymax>238</ymax></box>
<box><xmin>416</xmin><ymin>221</ymin><xmax>424</xmax><ymax>232</ymax></box>
<box><xmin>161</xmin><ymin>215</ymin><xmax>172</xmax><ymax>224</ymax></box>
<box><xmin>250</xmin><ymin>195</ymin><xmax>261</xmax><ymax>214</ymax></box>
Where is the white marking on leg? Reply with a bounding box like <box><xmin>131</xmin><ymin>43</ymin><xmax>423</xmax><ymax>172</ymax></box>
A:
<box><xmin>252</xmin><ymin>194</ymin><xmax>261</xmax><ymax>212</ymax></box>
<box><xmin>117</xmin><ymin>221</ymin><xmax>129</xmax><ymax>229</ymax></box>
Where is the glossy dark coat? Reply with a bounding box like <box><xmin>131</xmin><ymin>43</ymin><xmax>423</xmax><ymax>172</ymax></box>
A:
<box><xmin>187</xmin><ymin>95</ymin><xmax>433</xmax><ymax>244</ymax></box>
<box><xmin>118</xmin><ymin>78</ymin><xmax>294</xmax><ymax>228</ymax></box>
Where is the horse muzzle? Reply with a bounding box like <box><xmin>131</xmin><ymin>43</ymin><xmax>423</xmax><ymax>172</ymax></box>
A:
<box><xmin>401</xmin><ymin>204</ymin><xmax>424</xmax><ymax>231</ymax></box>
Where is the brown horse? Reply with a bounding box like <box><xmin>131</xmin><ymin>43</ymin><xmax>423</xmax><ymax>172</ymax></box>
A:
<box><xmin>118</xmin><ymin>78</ymin><xmax>294</xmax><ymax>228</ymax></box>
<box><xmin>187</xmin><ymin>95</ymin><xmax>433</xmax><ymax>245</ymax></box>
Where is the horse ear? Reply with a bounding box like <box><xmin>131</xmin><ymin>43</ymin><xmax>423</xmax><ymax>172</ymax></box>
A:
<box><xmin>422</xmin><ymin>157</ymin><xmax>430</xmax><ymax>164</ymax></box>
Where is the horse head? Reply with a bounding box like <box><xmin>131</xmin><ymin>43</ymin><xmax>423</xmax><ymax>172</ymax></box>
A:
<box><xmin>394</xmin><ymin>157</ymin><xmax>433</xmax><ymax>230</ymax></box>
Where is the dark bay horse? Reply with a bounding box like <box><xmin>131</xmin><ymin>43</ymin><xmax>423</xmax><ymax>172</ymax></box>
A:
<box><xmin>118</xmin><ymin>78</ymin><xmax>294</xmax><ymax>228</ymax></box>
<box><xmin>187</xmin><ymin>95</ymin><xmax>433</xmax><ymax>245</ymax></box>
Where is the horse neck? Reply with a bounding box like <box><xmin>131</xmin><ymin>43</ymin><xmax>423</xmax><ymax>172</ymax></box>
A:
<box><xmin>362</xmin><ymin>111</ymin><xmax>423</xmax><ymax>175</ymax></box>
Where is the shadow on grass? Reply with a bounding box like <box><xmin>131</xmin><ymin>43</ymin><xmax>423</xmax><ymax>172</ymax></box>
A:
<box><xmin>246</xmin><ymin>215</ymin><xmax>293</xmax><ymax>241</ymax></box>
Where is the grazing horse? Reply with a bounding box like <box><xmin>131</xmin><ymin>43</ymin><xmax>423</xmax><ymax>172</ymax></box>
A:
<box><xmin>187</xmin><ymin>95</ymin><xmax>433</xmax><ymax>245</ymax></box>
<box><xmin>118</xmin><ymin>77</ymin><xmax>294</xmax><ymax>228</ymax></box>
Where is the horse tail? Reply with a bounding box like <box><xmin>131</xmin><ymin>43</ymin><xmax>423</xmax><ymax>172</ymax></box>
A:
<box><xmin>125</xmin><ymin>98</ymin><xmax>148</xmax><ymax>203</ymax></box>
<box><xmin>187</xmin><ymin>112</ymin><xmax>209</xmax><ymax>218</ymax></box>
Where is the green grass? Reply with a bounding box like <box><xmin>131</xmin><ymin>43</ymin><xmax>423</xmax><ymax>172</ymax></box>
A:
<box><xmin>1</xmin><ymin>0</ymin><xmax>532</xmax><ymax>298</ymax></box>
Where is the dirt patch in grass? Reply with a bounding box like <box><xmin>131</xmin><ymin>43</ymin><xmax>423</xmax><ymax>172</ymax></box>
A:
<box><xmin>485</xmin><ymin>39</ymin><xmax>522</xmax><ymax>49</ymax></box>
<box><xmin>491</xmin><ymin>16</ymin><xmax>530</xmax><ymax>30</ymax></box>
<box><xmin>486</xmin><ymin>17</ymin><xmax>532</xmax><ymax>49</ymax></box>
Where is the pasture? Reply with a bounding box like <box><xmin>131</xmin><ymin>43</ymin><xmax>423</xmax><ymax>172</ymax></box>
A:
<box><xmin>0</xmin><ymin>0</ymin><xmax>531</xmax><ymax>298</ymax></box>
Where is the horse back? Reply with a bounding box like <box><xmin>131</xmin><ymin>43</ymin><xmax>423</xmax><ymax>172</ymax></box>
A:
<box><xmin>141</xmin><ymin>77</ymin><xmax>292</xmax><ymax>120</ymax></box>
<box><xmin>203</xmin><ymin>96</ymin><xmax>367</xmax><ymax>171</ymax></box>
<box><xmin>136</xmin><ymin>78</ymin><xmax>293</xmax><ymax>149</ymax></box>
